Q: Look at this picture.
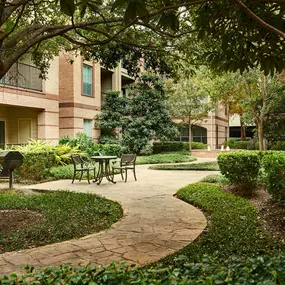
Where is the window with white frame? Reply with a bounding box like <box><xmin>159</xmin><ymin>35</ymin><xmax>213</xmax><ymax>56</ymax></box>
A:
<box><xmin>83</xmin><ymin>119</ymin><xmax>93</xmax><ymax>138</ymax></box>
<box><xmin>82</xmin><ymin>64</ymin><xmax>93</xmax><ymax>96</ymax></box>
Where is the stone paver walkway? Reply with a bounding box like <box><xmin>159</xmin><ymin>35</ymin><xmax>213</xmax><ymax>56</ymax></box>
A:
<box><xmin>0</xmin><ymin>159</ymin><xmax>217</xmax><ymax>275</ymax></box>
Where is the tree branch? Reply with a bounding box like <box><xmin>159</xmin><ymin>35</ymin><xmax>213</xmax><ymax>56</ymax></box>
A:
<box><xmin>233</xmin><ymin>0</ymin><xmax>285</xmax><ymax>39</ymax></box>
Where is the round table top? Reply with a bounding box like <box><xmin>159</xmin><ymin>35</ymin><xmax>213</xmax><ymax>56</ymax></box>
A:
<box><xmin>91</xmin><ymin>156</ymin><xmax>117</xmax><ymax>160</ymax></box>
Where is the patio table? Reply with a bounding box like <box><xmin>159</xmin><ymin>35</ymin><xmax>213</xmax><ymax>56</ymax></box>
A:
<box><xmin>91</xmin><ymin>156</ymin><xmax>117</xmax><ymax>185</ymax></box>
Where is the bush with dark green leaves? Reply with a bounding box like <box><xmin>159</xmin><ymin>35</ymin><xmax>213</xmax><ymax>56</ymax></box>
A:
<box><xmin>262</xmin><ymin>151</ymin><xmax>285</xmax><ymax>201</ymax></box>
<box><xmin>152</xmin><ymin>141</ymin><xmax>207</xmax><ymax>154</ymax></box>
<box><xmin>0</xmin><ymin>191</ymin><xmax>122</xmax><ymax>253</ymax></box>
<box><xmin>224</xmin><ymin>138</ymin><xmax>258</xmax><ymax>150</ymax></box>
<box><xmin>270</xmin><ymin>141</ymin><xmax>285</xmax><ymax>151</ymax></box>
<box><xmin>218</xmin><ymin>151</ymin><xmax>261</xmax><ymax>193</ymax></box>
<box><xmin>2</xmin><ymin>253</ymin><xmax>285</xmax><ymax>284</ymax></box>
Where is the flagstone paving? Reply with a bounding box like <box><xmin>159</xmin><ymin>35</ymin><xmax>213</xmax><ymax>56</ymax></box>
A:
<box><xmin>0</xmin><ymin>158</ymin><xmax>217</xmax><ymax>276</ymax></box>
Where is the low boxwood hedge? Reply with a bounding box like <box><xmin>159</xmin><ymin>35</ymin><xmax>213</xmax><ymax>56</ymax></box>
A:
<box><xmin>218</xmin><ymin>151</ymin><xmax>261</xmax><ymax>194</ymax></box>
<box><xmin>153</xmin><ymin>141</ymin><xmax>207</xmax><ymax>154</ymax></box>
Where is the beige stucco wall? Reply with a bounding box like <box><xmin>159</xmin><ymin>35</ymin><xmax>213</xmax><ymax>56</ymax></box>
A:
<box><xmin>0</xmin><ymin>57</ymin><xmax>60</xmax><ymax>144</ymax></box>
<box><xmin>0</xmin><ymin>105</ymin><xmax>38</xmax><ymax>145</ymax></box>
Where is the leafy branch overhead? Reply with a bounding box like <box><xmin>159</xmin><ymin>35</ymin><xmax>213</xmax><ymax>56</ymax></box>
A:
<box><xmin>1</xmin><ymin>0</ymin><xmax>285</xmax><ymax>78</ymax></box>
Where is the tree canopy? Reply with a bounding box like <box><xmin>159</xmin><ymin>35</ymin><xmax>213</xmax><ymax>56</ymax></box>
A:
<box><xmin>1</xmin><ymin>0</ymin><xmax>285</xmax><ymax>79</ymax></box>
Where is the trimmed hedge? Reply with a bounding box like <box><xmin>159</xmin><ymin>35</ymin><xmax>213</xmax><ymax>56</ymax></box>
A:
<box><xmin>224</xmin><ymin>138</ymin><xmax>258</xmax><ymax>150</ymax></box>
<box><xmin>1</xmin><ymin>253</ymin><xmax>285</xmax><ymax>284</ymax></box>
<box><xmin>270</xmin><ymin>141</ymin><xmax>285</xmax><ymax>150</ymax></box>
<box><xmin>152</xmin><ymin>141</ymin><xmax>207</xmax><ymax>154</ymax></box>
<box><xmin>218</xmin><ymin>151</ymin><xmax>261</xmax><ymax>193</ymax></box>
<box><xmin>262</xmin><ymin>151</ymin><xmax>285</xmax><ymax>200</ymax></box>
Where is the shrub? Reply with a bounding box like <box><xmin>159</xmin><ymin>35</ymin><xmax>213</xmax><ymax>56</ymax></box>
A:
<box><xmin>191</xmin><ymin>142</ymin><xmax>207</xmax><ymax>149</ymax></box>
<box><xmin>218</xmin><ymin>151</ymin><xmax>261</xmax><ymax>194</ymax></box>
<box><xmin>152</xmin><ymin>141</ymin><xmax>207</xmax><ymax>154</ymax></box>
<box><xmin>262</xmin><ymin>151</ymin><xmax>285</xmax><ymax>200</ymax></box>
<box><xmin>224</xmin><ymin>138</ymin><xmax>258</xmax><ymax>150</ymax></box>
<box><xmin>100</xmin><ymin>144</ymin><xmax>123</xmax><ymax>156</ymax></box>
<box><xmin>11</xmin><ymin>140</ymin><xmax>83</xmax><ymax>181</ymax></box>
<box><xmin>270</xmin><ymin>141</ymin><xmax>285</xmax><ymax>150</ymax></box>
<box><xmin>15</xmin><ymin>151</ymin><xmax>56</xmax><ymax>181</ymax></box>
<box><xmin>2</xmin><ymin>253</ymin><xmax>285</xmax><ymax>284</ymax></box>
<box><xmin>152</xmin><ymin>141</ymin><xmax>187</xmax><ymax>153</ymax></box>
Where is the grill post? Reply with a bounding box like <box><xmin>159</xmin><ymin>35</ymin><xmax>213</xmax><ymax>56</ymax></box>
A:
<box><xmin>8</xmin><ymin>169</ymin><xmax>13</xmax><ymax>189</ymax></box>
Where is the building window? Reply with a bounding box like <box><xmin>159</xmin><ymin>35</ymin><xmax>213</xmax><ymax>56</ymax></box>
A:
<box><xmin>82</xmin><ymin>64</ymin><xmax>93</xmax><ymax>96</ymax></box>
<box><xmin>225</xmin><ymin>127</ymin><xmax>228</xmax><ymax>142</ymax></box>
<box><xmin>83</xmin><ymin>119</ymin><xmax>93</xmax><ymax>138</ymax></box>
<box><xmin>178</xmin><ymin>125</ymin><xmax>207</xmax><ymax>144</ymax></box>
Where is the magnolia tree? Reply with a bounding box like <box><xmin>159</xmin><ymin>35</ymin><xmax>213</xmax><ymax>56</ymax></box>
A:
<box><xmin>96</xmin><ymin>74</ymin><xmax>178</xmax><ymax>153</ymax></box>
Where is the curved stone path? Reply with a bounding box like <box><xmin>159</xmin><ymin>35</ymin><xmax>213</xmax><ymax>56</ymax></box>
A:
<box><xmin>0</xmin><ymin>159</ymin><xmax>217</xmax><ymax>275</ymax></box>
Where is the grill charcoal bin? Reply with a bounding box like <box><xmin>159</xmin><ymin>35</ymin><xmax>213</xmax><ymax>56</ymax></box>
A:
<box><xmin>0</xmin><ymin>151</ymin><xmax>24</xmax><ymax>189</ymax></box>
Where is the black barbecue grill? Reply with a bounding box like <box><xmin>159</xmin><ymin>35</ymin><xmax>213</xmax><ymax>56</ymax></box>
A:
<box><xmin>0</xmin><ymin>151</ymin><xmax>23</xmax><ymax>189</ymax></box>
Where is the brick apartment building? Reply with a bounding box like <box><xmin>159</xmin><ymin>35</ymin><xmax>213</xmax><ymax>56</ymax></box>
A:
<box><xmin>0</xmin><ymin>54</ymin><xmax>228</xmax><ymax>149</ymax></box>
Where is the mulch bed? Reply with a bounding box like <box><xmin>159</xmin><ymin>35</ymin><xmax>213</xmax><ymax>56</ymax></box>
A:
<box><xmin>222</xmin><ymin>185</ymin><xmax>285</xmax><ymax>243</ymax></box>
<box><xmin>0</xmin><ymin>209</ymin><xmax>44</xmax><ymax>234</ymax></box>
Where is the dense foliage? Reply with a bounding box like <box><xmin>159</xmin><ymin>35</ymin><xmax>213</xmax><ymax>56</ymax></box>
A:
<box><xmin>262</xmin><ymin>152</ymin><xmax>285</xmax><ymax>201</ymax></box>
<box><xmin>0</xmin><ymin>191</ymin><xmax>122</xmax><ymax>253</ymax></box>
<box><xmin>98</xmin><ymin>75</ymin><xmax>178</xmax><ymax>153</ymax></box>
<box><xmin>136</xmin><ymin>152</ymin><xmax>196</xmax><ymax>165</ymax></box>
<box><xmin>162</xmin><ymin>183</ymin><xmax>282</xmax><ymax>265</ymax></box>
<box><xmin>218</xmin><ymin>151</ymin><xmax>261</xmax><ymax>193</ymax></box>
<box><xmin>2</xmin><ymin>253</ymin><xmax>285</xmax><ymax>284</ymax></box>
<box><xmin>59</xmin><ymin>133</ymin><xmax>123</xmax><ymax>157</ymax></box>
<box><xmin>152</xmin><ymin>141</ymin><xmax>207</xmax><ymax>154</ymax></box>
<box><xmin>149</xmin><ymin>162</ymin><xmax>219</xmax><ymax>171</ymax></box>
<box><xmin>11</xmin><ymin>140</ymin><xmax>83</xmax><ymax>181</ymax></box>
<box><xmin>224</xmin><ymin>138</ymin><xmax>259</xmax><ymax>150</ymax></box>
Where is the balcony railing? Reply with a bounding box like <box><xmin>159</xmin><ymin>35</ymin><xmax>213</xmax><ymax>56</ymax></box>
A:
<box><xmin>0</xmin><ymin>62</ymin><xmax>42</xmax><ymax>91</ymax></box>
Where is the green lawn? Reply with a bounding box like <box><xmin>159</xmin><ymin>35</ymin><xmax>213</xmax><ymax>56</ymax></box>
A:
<box><xmin>149</xmin><ymin>161</ymin><xmax>219</xmax><ymax>171</ymax></box>
<box><xmin>0</xmin><ymin>191</ymin><xmax>123</xmax><ymax>253</ymax></box>
<box><xmin>136</xmin><ymin>152</ymin><xmax>196</xmax><ymax>165</ymax></box>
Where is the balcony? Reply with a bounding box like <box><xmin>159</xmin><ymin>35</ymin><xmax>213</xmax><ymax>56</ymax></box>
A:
<box><xmin>0</xmin><ymin>62</ymin><xmax>42</xmax><ymax>92</ymax></box>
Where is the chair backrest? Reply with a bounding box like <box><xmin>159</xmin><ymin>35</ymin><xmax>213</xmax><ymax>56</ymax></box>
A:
<box><xmin>71</xmin><ymin>154</ymin><xmax>84</xmax><ymax>165</ymax></box>
<box><xmin>121</xmin><ymin>153</ymin><xmax>136</xmax><ymax>165</ymax></box>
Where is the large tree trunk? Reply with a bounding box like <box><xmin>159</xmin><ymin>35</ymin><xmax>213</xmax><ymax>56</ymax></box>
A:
<box><xmin>240</xmin><ymin>117</ymin><xmax>246</xmax><ymax>141</ymax></box>
<box><xmin>257</xmin><ymin>118</ymin><xmax>264</xmax><ymax>151</ymax></box>
<box><xmin>188</xmin><ymin>124</ymin><xmax>192</xmax><ymax>152</ymax></box>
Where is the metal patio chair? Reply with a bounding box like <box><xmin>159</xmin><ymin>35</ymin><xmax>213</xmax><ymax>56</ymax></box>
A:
<box><xmin>112</xmin><ymin>153</ymin><xmax>137</xmax><ymax>182</ymax></box>
<box><xmin>71</xmin><ymin>154</ymin><xmax>96</xmax><ymax>184</ymax></box>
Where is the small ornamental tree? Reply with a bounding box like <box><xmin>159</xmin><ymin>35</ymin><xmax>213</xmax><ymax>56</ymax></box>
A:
<box><xmin>167</xmin><ymin>70</ymin><xmax>211</xmax><ymax>151</ymax></box>
<box><xmin>122</xmin><ymin>74</ymin><xmax>179</xmax><ymax>153</ymax></box>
